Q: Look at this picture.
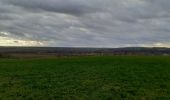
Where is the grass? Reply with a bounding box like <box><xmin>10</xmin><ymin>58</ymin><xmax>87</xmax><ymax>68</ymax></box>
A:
<box><xmin>0</xmin><ymin>56</ymin><xmax>170</xmax><ymax>100</ymax></box>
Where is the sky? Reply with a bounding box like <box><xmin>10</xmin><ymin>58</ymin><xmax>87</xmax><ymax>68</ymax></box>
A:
<box><xmin>0</xmin><ymin>0</ymin><xmax>170</xmax><ymax>47</ymax></box>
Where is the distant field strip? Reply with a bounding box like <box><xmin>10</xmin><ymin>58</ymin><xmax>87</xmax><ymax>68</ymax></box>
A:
<box><xmin>0</xmin><ymin>56</ymin><xmax>170</xmax><ymax>100</ymax></box>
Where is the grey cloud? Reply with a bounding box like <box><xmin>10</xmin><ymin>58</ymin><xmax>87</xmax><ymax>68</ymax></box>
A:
<box><xmin>0</xmin><ymin>0</ymin><xmax>170</xmax><ymax>47</ymax></box>
<box><xmin>3</xmin><ymin>0</ymin><xmax>104</xmax><ymax>16</ymax></box>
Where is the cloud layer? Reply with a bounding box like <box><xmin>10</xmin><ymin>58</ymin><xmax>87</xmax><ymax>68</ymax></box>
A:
<box><xmin>0</xmin><ymin>0</ymin><xmax>170</xmax><ymax>47</ymax></box>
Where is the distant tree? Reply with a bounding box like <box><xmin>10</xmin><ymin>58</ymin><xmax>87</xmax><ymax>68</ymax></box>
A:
<box><xmin>0</xmin><ymin>53</ymin><xmax>11</xmax><ymax>58</ymax></box>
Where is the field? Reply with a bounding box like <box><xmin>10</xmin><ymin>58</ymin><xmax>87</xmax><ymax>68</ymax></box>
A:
<box><xmin>0</xmin><ymin>56</ymin><xmax>170</xmax><ymax>100</ymax></box>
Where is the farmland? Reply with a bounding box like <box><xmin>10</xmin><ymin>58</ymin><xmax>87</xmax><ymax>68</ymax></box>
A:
<box><xmin>0</xmin><ymin>56</ymin><xmax>170</xmax><ymax>100</ymax></box>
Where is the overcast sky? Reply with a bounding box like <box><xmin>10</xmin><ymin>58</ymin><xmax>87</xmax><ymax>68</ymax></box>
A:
<box><xmin>0</xmin><ymin>0</ymin><xmax>170</xmax><ymax>47</ymax></box>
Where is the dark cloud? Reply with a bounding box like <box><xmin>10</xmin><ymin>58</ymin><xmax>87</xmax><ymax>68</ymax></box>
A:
<box><xmin>3</xmin><ymin>0</ymin><xmax>104</xmax><ymax>16</ymax></box>
<box><xmin>0</xmin><ymin>0</ymin><xmax>170</xmax><ymax>47</ymax></box>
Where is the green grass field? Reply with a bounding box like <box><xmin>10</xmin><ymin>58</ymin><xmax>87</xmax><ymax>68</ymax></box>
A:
<box><xmin>0</xmin><ymin>56</ymin><xmax>170</xmax><ymax>100</ymax></box>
